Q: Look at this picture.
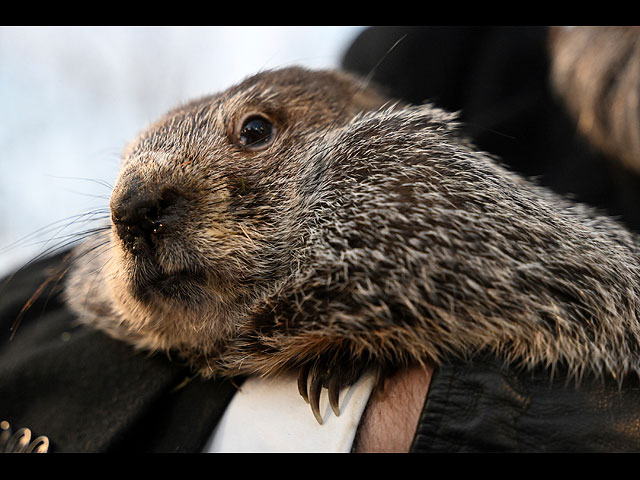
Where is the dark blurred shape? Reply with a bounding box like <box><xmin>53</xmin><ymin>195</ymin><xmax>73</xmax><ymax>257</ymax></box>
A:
<box><xmin>342</xmin><ymin>26</ymin><xmax>640</xmax><ymax>233</ymax></box>
<box><xmin>549</xmin><ymin>26</ymin><xmax>640</xmax><ymax>175</ymax></box>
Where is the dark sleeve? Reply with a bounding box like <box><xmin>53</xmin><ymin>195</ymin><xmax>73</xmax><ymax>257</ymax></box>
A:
<box><xmin>410</xmin><ymin>355</ymin><xmax>640</xmax><ymax>452</ymax></box>
<box><xmin>0</xmin><ymin>252</ymin><xmax>238</xmax><ymax>452</ymax></box>
<box><xmin>342</xmin><ymin>26</ymin><xmax>640</xmax><ymax>452</ymax></box>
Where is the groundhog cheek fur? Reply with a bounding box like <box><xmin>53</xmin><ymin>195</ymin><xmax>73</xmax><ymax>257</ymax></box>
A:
<box><xmin>64</xmin><ymin>66</ymin><xmax>640</xmax><ymax>396</ymax></box>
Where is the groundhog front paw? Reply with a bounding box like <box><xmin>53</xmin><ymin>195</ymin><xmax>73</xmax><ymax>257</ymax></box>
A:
<box><xmin>296</xmin><ymin>359</ymin><xmax>370</xmax><ymax>424</ymax></box>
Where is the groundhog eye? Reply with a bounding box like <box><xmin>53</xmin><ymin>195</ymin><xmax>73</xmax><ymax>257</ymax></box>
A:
<box><xmin>238</xmin><ymin>115</ymin><xmax>275</xmax><ymax>150</ymax></box>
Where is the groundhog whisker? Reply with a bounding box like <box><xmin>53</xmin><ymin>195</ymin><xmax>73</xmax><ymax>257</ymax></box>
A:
<box><xmin>23</xmin><ymin>224</ymin><xmax>111</xmax><ymax>250</ymax></box>
<box><xmin>44</xmin><ymin>175</ymin><xmax>114</xmax><ymax>191</ymax></box>
<box><xmin>0</xmin><ymin>209</ymin><xmax>110</xmax><ymax>255</ymax></box>
<box><xmin>7</xmin><ymin>236</ymin><xmax>116</xmax><ymax>340</ymax></box>
<box><xmin>10</xmin><ymin>225</ymin><xmax>110</xmax><ymax>281</ymax></box>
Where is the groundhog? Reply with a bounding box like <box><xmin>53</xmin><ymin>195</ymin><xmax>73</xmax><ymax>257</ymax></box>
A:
<box><xmin>61</xmin><ymin>63</ymin><xmax>640</xmax><ymax>424</ymax></box>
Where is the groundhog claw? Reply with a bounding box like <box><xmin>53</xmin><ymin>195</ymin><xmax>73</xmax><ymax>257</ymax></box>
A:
<box><xmin>297</xmin><ymin>362</ymin><xmax>344</xmax><ymax>424</ymax></box>
<box><xmin>297</xmin><ymin>363</ymin><xmax>311</xmax><ymax>403</ymax></box>
<box><xmin>309</xmin><ymin>374</ymin><xmax>324</xmax><ymax>424</ymax></box>
<box><xmin>328</xmin><ymin>376</ymin><xmax>341</xmax><ymax>417</ymax></box>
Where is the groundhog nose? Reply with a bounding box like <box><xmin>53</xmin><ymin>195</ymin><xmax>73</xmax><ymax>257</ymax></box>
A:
<box><xmin>111</xmin><ymin>185</ymin><xmax>184</xmax><ymax>253</ymax></box>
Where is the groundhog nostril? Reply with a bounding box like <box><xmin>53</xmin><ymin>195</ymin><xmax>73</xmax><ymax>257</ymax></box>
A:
<box><xmin>111</xmin><ymin>187</ymin><xmax>185</xmax><ymax>252</ymax></box>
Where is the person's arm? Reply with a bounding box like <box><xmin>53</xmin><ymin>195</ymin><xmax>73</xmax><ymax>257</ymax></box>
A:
<box><xmin>353</xmin><ymin>365</ymin><xmax>433</xmax><ymax>452</ymax></box>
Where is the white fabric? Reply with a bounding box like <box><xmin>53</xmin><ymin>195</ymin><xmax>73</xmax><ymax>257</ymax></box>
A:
<box><xmin>204</xmin><ymin>370</ymin><xmax>376</xmax><ymax>453</ymax></box>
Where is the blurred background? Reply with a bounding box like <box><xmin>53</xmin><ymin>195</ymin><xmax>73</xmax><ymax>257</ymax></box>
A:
<box><xmin>0</xmin><ymin>26</ymin><xmax>365</xmax><ymax>277</ymax></box>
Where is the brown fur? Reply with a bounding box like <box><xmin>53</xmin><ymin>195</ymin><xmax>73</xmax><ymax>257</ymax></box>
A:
<box><xmin>65</xmin><ymin>63</ymin><xmax>640</xmax><ymax>399</ymax></box>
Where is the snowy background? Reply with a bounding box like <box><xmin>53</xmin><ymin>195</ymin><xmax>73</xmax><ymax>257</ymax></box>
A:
<box><xmin>0</xmin><ymin>26</ymin><xmax>365</xmax><ymax>277</ymax></box>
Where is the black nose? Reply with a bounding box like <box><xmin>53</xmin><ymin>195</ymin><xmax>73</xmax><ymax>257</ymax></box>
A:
<box><xmin>111</xmin><ymin>185</ymin><xmax>184</xmax><ymax>253</ymax></box>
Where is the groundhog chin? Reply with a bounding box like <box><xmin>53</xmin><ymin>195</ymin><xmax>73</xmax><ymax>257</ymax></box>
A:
<box><xmin>106</xmin><ymin>252</ymin><xmax>240</xmax><ymax>355</ymax></box>
<box><xmin>132</xmin><ymin>268</ymin><xmax>210</xmax><ymax>307</ymax></box>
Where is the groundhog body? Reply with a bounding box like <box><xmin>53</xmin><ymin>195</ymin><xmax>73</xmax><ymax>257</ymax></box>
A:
<box><xmin>64</xmin><ymin>66</ymin><xmax>640</xmax><ymax>419</ymax></box>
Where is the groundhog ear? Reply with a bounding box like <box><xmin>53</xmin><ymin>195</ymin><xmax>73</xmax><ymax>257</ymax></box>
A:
<box><xmin>348</xmin><ymin>86</ymin><xmax>394</xmax><ymax>112</ymax></box>
<box><xmin>338</xmin><ymin>75</ymin><xmax>401</xmax><ymax>115</ymax></box>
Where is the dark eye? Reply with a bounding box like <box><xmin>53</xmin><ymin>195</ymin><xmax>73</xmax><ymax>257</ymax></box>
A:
<box><xmin>238</xmin><ymin>115</ymin><xmax>275</xmax><ymax>150</ymax></box>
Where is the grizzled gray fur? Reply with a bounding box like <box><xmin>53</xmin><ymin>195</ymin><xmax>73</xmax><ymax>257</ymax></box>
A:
<box><xmin>63</xmin><ymin>65</ymin><xmax>640</xmax><ymax>420</ymax></box>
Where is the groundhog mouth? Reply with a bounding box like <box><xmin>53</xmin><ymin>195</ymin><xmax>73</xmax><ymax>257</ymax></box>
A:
<box><xmin>129</xmin><ymin>262</ymin><xmax>209</xmax><ymax>306</ymax></box>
